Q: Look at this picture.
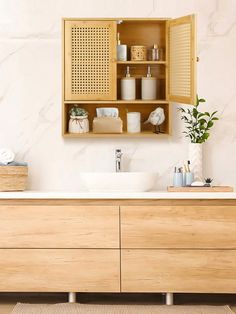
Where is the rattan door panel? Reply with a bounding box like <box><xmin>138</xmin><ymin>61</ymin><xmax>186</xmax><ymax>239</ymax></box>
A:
<box><xmin>64</xmin><ymin>20</ymin><xmax>117</xmax><ymax>101</ymax></box>
<box><xmin>167</xmin><ymin>15</ymin><xmax>196</xmax><ymax>105</ymax></box>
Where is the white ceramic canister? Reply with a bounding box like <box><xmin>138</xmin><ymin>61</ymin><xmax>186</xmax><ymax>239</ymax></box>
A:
<box><xmin>127</xmin><ymin>112</ymin><xmax>141</xmax><ymax>133</ymax></box>
<box><xmin>141</xmin><ymin>77</ymin><xmax>157</xmax><ymax>100</ymax></box>
<box><xmin>69</xmin><ymin>115</ymin><xmax>89</xmax><ymax>133</ymax></box>
<box><xmin>121</xmin><ymin>78</ymin><xmax>136</xmax><ymax>100</ymax></box>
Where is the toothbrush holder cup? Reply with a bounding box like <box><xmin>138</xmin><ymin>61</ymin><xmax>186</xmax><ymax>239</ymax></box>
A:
<box><xmin>173</xmin><ymin>172</ymin><xmax>183</xmax><ymax>187</ymax></box>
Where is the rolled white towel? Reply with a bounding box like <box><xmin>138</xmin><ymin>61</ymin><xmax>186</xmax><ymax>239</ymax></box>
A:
<box><xmin>0</xmin><ymin>148</ymin><xmax>15</xmax><ymax>165</ymax></box>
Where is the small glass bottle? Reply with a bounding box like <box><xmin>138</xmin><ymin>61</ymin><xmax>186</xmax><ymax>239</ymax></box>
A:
<box><xmin>148</xmin><ymin>44</ymin><xmax>163</xmax><ymax>61</ymax></box>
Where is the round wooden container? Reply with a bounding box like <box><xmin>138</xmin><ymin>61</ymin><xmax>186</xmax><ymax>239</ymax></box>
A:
<box><xmin>131</xmin><ymin>45</ymin><xmax>147</xmax><ymax>61</ymax></box>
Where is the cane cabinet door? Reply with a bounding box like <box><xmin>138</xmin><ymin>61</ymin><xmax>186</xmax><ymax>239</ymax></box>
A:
<box><xmin>64</xmin><ymin>20</ymin><xmax>117</xmax><ymax>101</ymax></box>
<box><xmin>167</xmin><ymin>15</ymin><xmax>196</xmax><ymax>105</ymax></box>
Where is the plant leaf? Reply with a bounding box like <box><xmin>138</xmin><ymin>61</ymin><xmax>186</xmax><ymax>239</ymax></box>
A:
<box><xmin>211</xmin><ymin>110</ymin><xmax>218</xmax><ymax>117</ymax></box>
<box><xmin>202</xmin><ymin>132</ymin><xmax>210</xmax><ymax>141</ymax></box>
<box><xmin>198</xmin><ymin>113</ymin><xmax>206</xmax><ymax>118</ymax></box>
<box><xmin>193</xmin><ymin>108</ymin><xmax>198</xmax><ymax>118</ymax></box>
<box><xmin>207</xmin><ymin>120</ymin><xmax>214</xmax><ymax>128</ymax></box>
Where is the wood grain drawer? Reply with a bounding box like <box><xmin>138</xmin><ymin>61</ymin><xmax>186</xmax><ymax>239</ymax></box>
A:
<box><xmin>0</xmin><ymin>249</ymin><xmax>120</xmax><ymax>292</ymax></box>
<box><xmin>121</xmin><ymin>249</ymin><xmax>236</xmax><ymax>293</ymax></box>
<box><xmin>0</xmin><ymin>206</ymin><xmax>119</xmax><ymax>248</ymax></box>
<box><xmin>121</xmin><ymin>206</ymin><xmax>236</xmax><ymax>248</ymax></box>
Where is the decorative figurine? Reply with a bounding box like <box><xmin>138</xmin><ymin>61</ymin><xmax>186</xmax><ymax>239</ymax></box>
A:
<box><xmin>144</xmin><ymin>107</ymin><xmax>165</xmax><ymax>133</ymax></box>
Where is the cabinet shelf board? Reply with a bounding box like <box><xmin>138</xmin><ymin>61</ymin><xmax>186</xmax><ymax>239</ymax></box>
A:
<box><xmin>116</xmin><ymin>61</ymin><xmax>166</xmax><ymax>65</ymax></box>
<box><xmin>63</xmin><ymin>131</ymin><xmax>169</xmax><ymax>138</ymax></box>
<box><xmin>64</xmin><ymin>100</ymin><xmax>169</xmax><ymax>105</ymax></box>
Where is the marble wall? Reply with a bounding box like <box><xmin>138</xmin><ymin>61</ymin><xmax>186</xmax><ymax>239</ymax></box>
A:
<box><xmin>0</xmin><ymin>0</ymin><xmax>235</xmax><ymax>191</ymax></box>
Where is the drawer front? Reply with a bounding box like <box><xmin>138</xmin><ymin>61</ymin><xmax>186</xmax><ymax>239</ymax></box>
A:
<box><xmin>0</xmin><ymin>206</ymin><xmax>119</xmax><ymax>248</ymax></box>
<box><xmin>0</xmin><ymin>249</ymin><xmax>120</xmax><ymax>292</ymax></box>
<box><xmin>121</xmin><ymin>206</ymin><xmax>236</xmax><ymax>248</ymax></box>
<box><xmin>121</xmin><ymin>249</ymin><xmax>236</xmax><ymax>293</ymax></box>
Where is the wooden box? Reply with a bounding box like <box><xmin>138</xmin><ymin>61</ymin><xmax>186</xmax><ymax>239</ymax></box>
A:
<box><xmin>0</xmin><ymin>166</ymin><xmax>28</xmax><ymax>191</ymax></box>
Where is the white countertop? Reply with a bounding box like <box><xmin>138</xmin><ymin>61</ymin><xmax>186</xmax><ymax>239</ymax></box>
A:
<box><xmin>0</xmin><ymin>191</ymin><xmax>235</xmax><ymax>199</ymax></box>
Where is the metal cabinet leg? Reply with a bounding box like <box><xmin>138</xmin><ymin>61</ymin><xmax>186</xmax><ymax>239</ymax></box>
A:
<box><xmin>68</xmin><ymin>292</ymin><xmax>76</xmax><ymax>303</ymax></box>
<box><xmin>166</xmin><ymin>292</ymin><xmax>174</xmax><ymax>305</ymax></box>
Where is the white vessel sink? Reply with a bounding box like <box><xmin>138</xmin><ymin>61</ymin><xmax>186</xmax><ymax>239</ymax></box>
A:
<box><xmin>80</xmin><ymin>172</ymin><xmax>157</xmax><ymax>192</ymax></box>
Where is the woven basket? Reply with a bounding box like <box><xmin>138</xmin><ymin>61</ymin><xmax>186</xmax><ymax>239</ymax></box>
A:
<box><xmin>0</xmin><ymin>166</ymin><xmax>28</xmax><ymax>191</ymax></box>
<box><xmin>131</xmin><ymin>45</ymin><xmax>147</xmax><ymax>61</ymax></box>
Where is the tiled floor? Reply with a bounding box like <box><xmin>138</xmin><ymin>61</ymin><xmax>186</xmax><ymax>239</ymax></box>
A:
<box><xmin>0</xmin><ymin>293</ymin><xmax>235</xmax><ymax>314</ymax></box>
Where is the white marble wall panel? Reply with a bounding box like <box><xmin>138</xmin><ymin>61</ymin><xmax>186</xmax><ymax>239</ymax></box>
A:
<box><xmin>0</xmin><ymin>0</ymin><xmax>235</xmax><ymax>190</ymax></box>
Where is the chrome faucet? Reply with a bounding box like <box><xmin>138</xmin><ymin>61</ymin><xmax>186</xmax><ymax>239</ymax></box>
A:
<box><xmin>115</xmin><ymin>149</ymin><xmax>123</xmax><ymax>172</ymax></box>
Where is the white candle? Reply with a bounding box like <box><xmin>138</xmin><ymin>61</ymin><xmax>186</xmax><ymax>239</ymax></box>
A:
<box><xmin>127</xmin><ymin>112</ymin><xmax>141</xmax><ymax>133</ymax></box>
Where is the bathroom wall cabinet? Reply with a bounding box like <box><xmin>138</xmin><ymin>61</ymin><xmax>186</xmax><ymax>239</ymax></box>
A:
<box><xmin>0</xmin><ymin>198</ymin><xmax>235</xmax><ymax>295</ymax></box>
<box><xmin>62</xmin><ymin>16</ymin><xmax>196</xmax><ymax>137</ymax></box>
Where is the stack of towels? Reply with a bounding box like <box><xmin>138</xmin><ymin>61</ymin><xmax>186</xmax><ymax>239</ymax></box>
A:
<box><xmin>0</xmin><ymin>148</ymin><xmax>27</xmax><ymax>166</ymax></box>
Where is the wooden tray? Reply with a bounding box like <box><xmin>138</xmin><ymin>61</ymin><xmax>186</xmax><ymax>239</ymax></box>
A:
<box><xmin>167</xmin><ymin>186</ymin><xmax>234</xmax><ymax>192</ymax></box>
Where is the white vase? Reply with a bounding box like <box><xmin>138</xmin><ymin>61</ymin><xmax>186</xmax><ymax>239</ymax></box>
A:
<box><xmin>68</xmin><ymin>115</ymin><xmax>89</xmax><ymax>134</ymax></box>
<box><xmin>188</xmin><ymin>143</ymin><xmax>203</xmax><ymax>181</ymax></box>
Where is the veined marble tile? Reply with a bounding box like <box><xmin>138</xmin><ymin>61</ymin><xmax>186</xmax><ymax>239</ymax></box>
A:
<box><xmin>0</xmin><ymin>0</ymin><xmax>235</xmax><ymax>190</ymax></box>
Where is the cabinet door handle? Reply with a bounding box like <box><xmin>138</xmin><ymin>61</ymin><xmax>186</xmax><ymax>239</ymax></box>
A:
<box><xmin>196</xmin><ymin>56</ymin><xmax>200</xmax><ymax>62</ymax></box>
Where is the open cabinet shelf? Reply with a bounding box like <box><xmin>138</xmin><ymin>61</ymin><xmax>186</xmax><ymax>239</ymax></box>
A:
<box><xmin>62</xmin><ymin>16</ymin><xmax>196</xmax><ymax>138</ymax></box>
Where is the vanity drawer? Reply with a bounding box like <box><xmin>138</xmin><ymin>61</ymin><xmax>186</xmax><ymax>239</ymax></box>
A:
<box><xmin>0</xmin><ymin>249</ymin><xmax>120</xmax><ymax>292</ymax></box>
<box><xmin>121</xmin><ymin>249</ymin><xmax>236</xmax><ymax>293</ymax></box>
<box><xmin>121</xmin><ymin>206</ymin><xmax>236</xmax><ymax>249</ymax></box>
<box><xmin>0</xmin><ymin>205</ymin><xmax>119</xmax><ymax>248</ymax></box>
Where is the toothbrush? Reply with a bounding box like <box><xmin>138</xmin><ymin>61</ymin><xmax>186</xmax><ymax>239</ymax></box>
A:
<box><xmin>184</xmin><ymin>163</ymin><xmax>188</xmax><ymax>173</ymax></box>
<box><xmin>187</xmin><ymin>160</ymin><xmax>191</xmax><ymax>172</ymax></box>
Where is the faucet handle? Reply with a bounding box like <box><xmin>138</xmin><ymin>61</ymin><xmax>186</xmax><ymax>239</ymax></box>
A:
<box><xmin>115</xmin><ymin>149</ymin><xmax>122</xmax><ymax>156</ymax></box>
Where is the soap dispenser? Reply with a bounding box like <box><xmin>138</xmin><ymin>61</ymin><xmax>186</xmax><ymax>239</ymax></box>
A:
<box><xmin>141</xmin><ymin>66</ymin><xmax>157</xmax><ymax>100</ymax></box>
<box><xmin>121</xmin><ymin>66</ymin><xmax>136</xmax><ymax>100</ymax></box>
<box><xmin>117</xmin><ymin>33</ymin><xmax>127</xmax><ymax>61</ymax></box>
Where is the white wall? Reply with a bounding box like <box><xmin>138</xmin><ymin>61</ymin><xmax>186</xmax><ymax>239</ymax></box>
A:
<box><xmin>0</xmin><ymin>0</ymin><xmax>235</xmax><ymax>191</ymax></box>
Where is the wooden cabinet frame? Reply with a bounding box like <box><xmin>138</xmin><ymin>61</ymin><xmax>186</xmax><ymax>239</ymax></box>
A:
<box><xmin>62</xmin><ymin>16</ymin><xmax>197</xmax><ymax>138</ymax></box>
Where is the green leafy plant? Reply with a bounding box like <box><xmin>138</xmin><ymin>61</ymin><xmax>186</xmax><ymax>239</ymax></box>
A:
<box><xmin>179</xmin><ymin>96</ymin><xmax>219</xmax><ymax>143</ymax></box>
<box><xmin>69</xmin><ymin>106</ymin><xmax>88</xmax><ymax>117</ymax></box>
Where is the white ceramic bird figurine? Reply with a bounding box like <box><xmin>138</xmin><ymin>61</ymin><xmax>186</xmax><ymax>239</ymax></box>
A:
<box><xmin>144</xmin><ymin>107</ymin><xmax>165</xmax><ymax>133</ymax></box>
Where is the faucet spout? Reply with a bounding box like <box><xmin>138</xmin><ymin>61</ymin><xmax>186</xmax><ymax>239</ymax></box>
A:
<box><xmin>115</xmin><ymin>149</ymin><xmax>123</xmax><ymax>172</ymax></box>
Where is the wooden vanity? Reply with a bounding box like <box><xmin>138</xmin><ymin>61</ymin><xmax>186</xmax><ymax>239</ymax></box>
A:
<box><xmin>0</xmin><ymin>193</ymin><xmax>235</xmax><ymax>303</ymax></box>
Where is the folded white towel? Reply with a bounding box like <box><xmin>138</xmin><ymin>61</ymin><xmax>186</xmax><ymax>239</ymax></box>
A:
<box><xmin>0</xmin><ymin>148</ymin><xmax>15</xmax><ymax>165</ymax></box>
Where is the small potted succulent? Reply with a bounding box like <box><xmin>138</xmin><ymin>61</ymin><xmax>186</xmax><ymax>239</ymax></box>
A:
<box><xmin>204</xmin><ymin>178</ymin><xmax>213</xmax><ymax>187</ymax></box>
<box><xmin>68</xmin><ymin>106</ymin><xmax>89</xmax><ymax>134</ymax></box>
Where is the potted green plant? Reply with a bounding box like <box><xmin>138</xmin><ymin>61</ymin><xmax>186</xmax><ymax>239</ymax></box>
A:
<box><xmin>68</xmin><ymin>106</ymin><xmax>89</xmax><ymax>134</ymax></box>
<box><xmin>179</xmin><ymin>96</ymin><xmax>219</xmax><ymax>181</ymax></box>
